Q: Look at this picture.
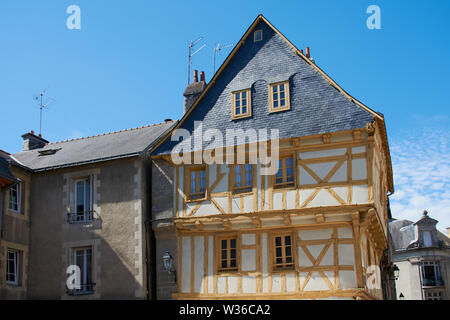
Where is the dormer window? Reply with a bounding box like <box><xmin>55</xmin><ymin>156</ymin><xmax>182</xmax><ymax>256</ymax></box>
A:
<box><xmin>231</xmin><ymin>89</ymin><xmax>252</xmax><ymax>119</ymax></box>
<box><xmin>269</xmin><ymin>81</ymin><xmax>290</xmax><ymax>113</ymax></box>
<box><xmin>254</xmin><ymin>29</ymin><xmax>263</xmax><ymax>42</ymax></box>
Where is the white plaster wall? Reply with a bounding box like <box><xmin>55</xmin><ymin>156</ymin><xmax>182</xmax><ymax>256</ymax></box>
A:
<box><xmin>231</xmin><ymin>197</ymin><xmax>240</xmax><ymax>213</ymax></box>
<box><xmin>300</xmin><ymin>148</ymin><xmax>346</xmax><ymax>159</ymax></box>
<box><xmin>242</xmin><ymin>234</ymin><xmax>256</xmax><ymax>245</ymax></box>
<box><xmin>306</xmin><ymin>189</ymin><xmax>340</xmax><ymax>207</ymax></box>
<box><xmin>303</xmin><ymin>272</ymin><xmax>329</xmax><ymax>291</ymax></box>
<box><xmin>286</xmin><ymin>190</ymin><xmax>296</xmax><ymax>209</ymax></box>
<box><xmin>194</xmin><ymin>201</ymin><xmax>220</xmax><ymax>216</ymax></box>
<box><xmin>242</xmin><ymin>276</ymin><xmax>256</xmax><ymax>294</ymax></box>
<box><xmin>352</xmin><ymin>159</ymin><xmax>367</xmax><ymax>180</ymax></box>
<box><xmin>298</xmin><ymin>229</ymin><xmax>333</xmax><ymax>241</ymax></box>
<box><xmin>193</xmin><ymin>236</ymin><xmax>204</xmax><ymax>293</ymax></box>
<box><xmin>228</xmin><ymin>276</ymin><xmax>238</xmax><ymax>294</ymax></box>
<box><xmin>352</xmin><ymin>146</ymin><xmax>366</xmax><ymax>154</ymax></box>
<box><xmin>328</xmin><ymin>162</ymin><xmax>347</xmax><ymax>182</ymax></box>
<box><xmin>272</xmin><ymin>275</ymin><xmax>282</xmax><ymax>292</ymax></box>
<box><xmin>352</xmin><ymin>185</ymin><xmax>368</xmax><ymax>204</ymax></box>
<box><xmin>243</xmin><ymin>195</ymin><xmax>253</xmax><ymax>212</ymax></box>
<box><xmin>338</xmin><ymin>244</ymin><xmax>355</xmax><ymax>266</ymax></box>
<box><xmin>339</xmin><ymin>270</ymin><xmax>357</xmax><ymax>289</ymax></box>
<box><xmin>208</xmin><ymin>236</ymin><xmax>214</xmax><ymax>294</ymax></box>
<box><xmin>262</xmin><ymin>233</ymin><xmax>268</xmax><ymax>293</ymax></box>
<box><xmin>217</xmin><ymin>276</ymin><xmax>226</xmax><ymax>294</ymax></box>
<box><xmin>338</xmin><ymin>227</ymin><xmax>353</xmax><ymax>239</ymax></box>
<box><xmin>181</xmin><ymin>236</ymin><xmax>191</xmax><ymax>293</ymax></box>
<box><xmin>308</xmin><ymin>162</ymin><xmax>338</xmax><ymax>181</ymax></box>
<box><xmin>273</xmin><ymin>192</ymin><xmax>282</xmax><ymax>210</ymax></box>
<box><xmin>286</xmin><ymin>273</ymin><xmax>296</xmax><ymax>292</ymax></box>
<box><xmin>299</xmin><ymin>167</ymin><xmax>316</xmax><ymax>185</ymax></box>
<box><xmin>242</xmin><ymin>249</ymin><xmax>256</xmax><ymax>271</ymax></box>
<box><xmin>214</xmin><ymin>164</ymin><xmax>228</xmax><ymax>193</ymax></box>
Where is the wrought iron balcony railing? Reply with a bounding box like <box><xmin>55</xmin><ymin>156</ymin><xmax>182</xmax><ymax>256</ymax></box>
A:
<box><xmin>422</xmin><ymin>277</ymin><xmax>444</xmax><ymax>287</ymax></box>
<box><xmin>66</xmin><ymin>283</ymin><xmax>96</xmax><ymax>295</ymax></box>
<box><xmin>67</xmin><ymin>211</ymin><xmax>96</xmax><ymax>224</ymax></box>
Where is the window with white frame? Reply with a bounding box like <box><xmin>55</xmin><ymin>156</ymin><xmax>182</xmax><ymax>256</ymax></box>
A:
<box><xmin>6</xmin><ymin>249</ymin><xmax>19</xmax><ymax>285</ymax></box>
<box><xmin>72</xmin><ymin>177</ymin><xmax>93</xmax><ymax>223</ymax></box>
<box><xmin>8</xmin><ymin>182</ymin><xmax>21</xmax><ymax>213</ymax></box>
<box><xmin>73</xmin><ymin>247</ymin><xmax>94</xmax><ymax>294</ymax></box>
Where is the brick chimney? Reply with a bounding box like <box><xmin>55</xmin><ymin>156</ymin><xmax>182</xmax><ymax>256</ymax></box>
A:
<box><xmin>21</xmin><ymin>130</ymin><xmax>49</xmax><ymax>151</ymax></box>
<box><xmin>183</xmin><ymin>70</ymin><xmax>206</xmax><ymax>114</ymax></box>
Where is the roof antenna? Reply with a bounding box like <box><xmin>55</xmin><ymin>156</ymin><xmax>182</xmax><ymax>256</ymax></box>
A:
<box><xmin>188</xmin><ymin>37</ymin><xmax>206</xmax><ymax>85</ymax></box>
<box><xmin>33</xmin><ymin>86</ymin><xmax>55</xmax><ymax>136</ymax></box>
<box><xmin>213</xmin><ymin>42</ymin><xmax>233</xmax><ymax>75</ymax></box>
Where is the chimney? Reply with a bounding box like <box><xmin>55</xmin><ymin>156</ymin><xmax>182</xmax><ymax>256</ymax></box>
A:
<box><xmin>193</xmin><ymin>70</ymin><xmax>199</xmax><ymax>83</ymax></box>
<box><xmin>21</xmin><ymin>131</ymin><xmax>49</xmax><ymax>151</ymax></box>
<box><xmin>447</xmin><ymin>227</ymin><xmax>450</xmax><ymax>238</ymax></box>
<box><xmin>305</xmin><ymin>47</ymin><xmax>310</xmax><ymax>58</ymax></box>
<box><xmin>183</xmin><ymin>70</ymin><xmax>206</xmax><ymax>114</ymax></box>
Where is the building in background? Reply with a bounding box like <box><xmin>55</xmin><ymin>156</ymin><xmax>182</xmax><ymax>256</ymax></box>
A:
<box><xmin>0</xmin><ymin>151</ymin><xmax>31</xmax><ymax>299</ymax></box>
<box><xmin>8</xmin><ymin>123</ymin><xmax>174</xmax><ymax>299</ymax></box>
<box><xmin>150</xmin><ymin>15</ymin><xmax>396</xmax><ymax>300</ymax></box>
<box><xmin>390</xmin><ymin>211</ymin><xmax>450</xmax><ymax>300</ymax></box>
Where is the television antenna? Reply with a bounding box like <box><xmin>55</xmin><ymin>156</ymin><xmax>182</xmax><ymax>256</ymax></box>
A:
<box><xmin>213</xmin><ymin>42</ymin><xmax>233</xmax><ymax>75</ymax></box>
<box><xmin>33</xmin><ymin>86</ymin><xmax>55</xmax><ymax>136</ymax></box>
<box><xmin>187</xmin><ymin>37</ymin><xmax>206</xmax><ymax>85</ymax></box>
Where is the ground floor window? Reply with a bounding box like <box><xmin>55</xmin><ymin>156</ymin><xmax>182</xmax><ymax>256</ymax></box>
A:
<box><xmin>6</xmin><ymin>249</ymin><xmax>20</xmax><ymax>285</ymax></box>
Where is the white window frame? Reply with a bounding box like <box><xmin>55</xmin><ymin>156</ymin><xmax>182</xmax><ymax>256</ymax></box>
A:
<box><xmin>73</xmin><ymin>247</ymin><xmax>93</xmax><ymax>293</ymax></box>
<box><xmin>8</xmin><ymin>182</ymin><xmax>21</xmax><ymax>213</ymax></box>
<box><xmin>6</xmin><ymin>249</ymin><xmax>19</xmax><ymax>285</ymax></box>
<box><xmin>74</xmin><ymin>177</ymin><xmax>92</xmax><ymax>222</ymax></box>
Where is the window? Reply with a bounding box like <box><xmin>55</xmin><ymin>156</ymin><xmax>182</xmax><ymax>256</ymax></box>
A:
<box><xmin>425</xmin><ymin>291</ymin><xmax>443</xmax><ymax>300</ymax></box>
<box><xmin>6</xmin><ymin>249</ymin><xmax>19</xmax><ymax>285</ymax></box>
<box><xmin>273</xmin><ymin>234</ymin><xmax>294</xmax><ymax>270</ymax></box>
<box><xmin>421</xmin><ymin>261</ymin><xmax>442</xmax><ymax>287</ymax></box>
<box><xmin>187</xmin><ymin>166</ymin><xmax>207</xmax><ymax>201</ymax></box>
<box><xmin>233</xmin><ymin>164</ymin><xmax>253</xmax><ymax>194</ymax></box>
<box><xmin>423</xmin><ymin>231</ymin><xmax>432</xmax><ymax>247</ymax></box>
<box><xmin>218</xmin><ymin>237</ymin><xmax>238</xmax><ymax>271</ymax></box>
<box><xmin>254</xmin><ymin>29</ymin><xmax>263</xmax><ymax>42</ymax></box>
<box><xmin>269</xmin><ymin>81</ymin><xmax>290</xmax><ymax>112</ymax></box>
<box><xmin>71</xmin><ymin>178</ymin><xmax>92</xmax><ymax>223</ymax></box>
<box><xmin>73</xmin><ymin>247</ymin><xmax>94</xmax><ymax>294</ymax></box>
<box><xmin>8</xmin><ymin>182</ymin><xmax>21</xmax><ymax>213</ymax></box>
<box><xmin>274</xmin><ymin>156</ymin><xmax>295</xmax><ymax>188</ymax></box>
<box><xmin>231</xmin><ymin>89</ymin><xmax>252</xmax><ymax>119</ymax></box>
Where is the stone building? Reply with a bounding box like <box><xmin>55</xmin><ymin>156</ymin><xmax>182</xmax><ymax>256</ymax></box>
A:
<box><xmin>390</xmin><ymin>211</ymin><xmax>450</xmax><ymax>300</ymax></box>
<box><xmin>0</xmin><ymin>150</ymin><xmax>31</xmax><ymax>299</ymax></box>
<box><xmin>150</xmin><ymin>15</ymin><xmax>395</xmax><ymax>300</ymax></box>
<box><xmin>7</xmin><ymin>122</ymin><xmax>175</xmax><ymax>299</ymax></box>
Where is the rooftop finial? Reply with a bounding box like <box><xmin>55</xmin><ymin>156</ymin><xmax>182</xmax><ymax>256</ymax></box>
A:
<box><xmin>423</xmin><ymin>210</ymin><xmax>428</xmax><ymax>216</ymax></box>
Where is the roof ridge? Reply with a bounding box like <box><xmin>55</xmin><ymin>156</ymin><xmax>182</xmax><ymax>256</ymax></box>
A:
<box><xmin>48</xmin><ymin>120</ymin><xmax>176</xmax><ymax>145</ymax></box>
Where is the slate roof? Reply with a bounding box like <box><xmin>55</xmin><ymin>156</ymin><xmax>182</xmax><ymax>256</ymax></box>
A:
<box><xmin>0</xmin><ymin>157</ymin><xmax>17</xmax><ymax>183</ymax></box>
<box><xmin>151</xmin><ymin>14</ymin><xmax>394</xmax><ymax>193</ymax></box>
<box><xmin>13</xmin><ymin>120</ymin><xmax>177</xmax><ymax>171</ymax></box>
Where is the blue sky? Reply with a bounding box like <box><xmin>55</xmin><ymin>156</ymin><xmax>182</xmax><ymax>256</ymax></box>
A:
<box><xmin>1</xmin><ymin>1</ymin><xmax>449</xmax><ymax>231</ymax></box>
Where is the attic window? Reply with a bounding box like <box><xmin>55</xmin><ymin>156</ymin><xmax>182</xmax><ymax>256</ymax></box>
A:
<box><xmin>254</xmin><ymin>30</ymin><xmax>263</xmax><ymax>42</ymax></box>
<box><xmin>38</xmin><ymin>148</ymin><xmax>61</xmax><ymax>156</ymax></box>
<box><xmin>231</xmin><ymin>89</ymin><xmax>252</xmax><ymax>120</ymax></box>
<box><xmin>269</xmin><ymin>81</ymin><xmax>291</xmax><ymax>113</ymax></box>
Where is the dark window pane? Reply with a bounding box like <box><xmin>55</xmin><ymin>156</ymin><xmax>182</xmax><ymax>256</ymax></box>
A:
<box><xmin>222</xmin><ymin>250</ymin><xmax>227</xmax><ymax>260</ymax></box>
<box><xmin>285</xmin><ymin>247</ymin><xmax>292</xmax><ymax>257</ymax></box>
<box><xmin>221</xmin><ymin>240</ymin><xmax>227</xmax><ymax>249</ymax></box>
<box><xmin>230</xmin><ymin>239</ymin><xmax>236</xmax><ymax>248</ymax></box>
<box><xmin>235</xmin><ymin>92</ymin><xmax>240</xmax><ymax>100</ymax></box>
<box><xmin>242</xmin><ymin>106</ymin><xmax>247</xmax><ymax>114</ymax></box>
<box><xmin>285</xmin><ymin>236</ymin><xmax>291</xmax><ymax>245</ymax></box>
<box><xmin>276</xmin><ymin>257</ymin><xmax>282</xmax><ymax>264</ymax></box>
<box><xmin>222</xmin><ymin>260</ymin><xmax>227</xmax><ymax>268</ymax></box>
<box><xmin>273</xmin><ymin>86</ymin><xmax>278</xmax><ymax>93</ymax></box>
<box><xmin>230</xmin><ymin>259</ymin><xmax>236</xmax><ymax>268</ymax></box>
<box><xmin>276</xmin><ymin>247</ymin><xmax>282</xmax><ymax>258</ymax></box>
<box><xmin>280</xmin><ymin>84</ymin><xmax>285</xmax><ymax>91</ymax></box>
<box><xmin>230</xmin><ymin>249</ymin><xmax>236</xmax><ymax>259</ymax></box>
<box><xmin>275</xmin><ymin>236</ymin><xmax>281</xmax><ymax>247</ymax></box>
<box><xmin>286</xmin><ymin>257</ymin><xmax>292</xmax><ymax>263</ymax></box>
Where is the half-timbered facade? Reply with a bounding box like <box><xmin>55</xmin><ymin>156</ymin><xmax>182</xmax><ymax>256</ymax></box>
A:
<box><xmin>152</xmin><ymin>15</ymin><xmax>394</xmax><ymax>300</ymax></box>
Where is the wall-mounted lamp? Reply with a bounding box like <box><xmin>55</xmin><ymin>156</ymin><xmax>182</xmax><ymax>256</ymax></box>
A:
<box><xmin>393</xmin><ymin>264</ymin><xmax>400</xmax><ymax>280</ymax></box>
<box><xmin>162</xmin><ymin>251</ymin><xmax>177</xmax><ymax>282</ymax></box>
